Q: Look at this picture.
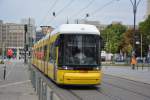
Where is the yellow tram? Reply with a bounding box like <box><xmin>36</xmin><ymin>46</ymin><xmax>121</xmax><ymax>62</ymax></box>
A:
<box><xmin>32</xmin><ymin>24</ymin><xmax>103</xmax><ymax>85</ymax></box>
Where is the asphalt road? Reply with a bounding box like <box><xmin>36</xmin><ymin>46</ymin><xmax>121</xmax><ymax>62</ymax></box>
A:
<box><xmin>49</xmin><ymin>75</ymin><xmax>150</xmax><ymax>100</ymax></box>
<box><xmin>31</xmin><ymin>64</ymin><xmax>150</xmax><ymax>100</ymax></box>
<box><xmin>1</xmin><ymin>60</ymin><xmax>150</xmax><ymax>100</ymax></box>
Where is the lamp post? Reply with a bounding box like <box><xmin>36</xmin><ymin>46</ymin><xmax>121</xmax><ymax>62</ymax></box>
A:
<box><xmin>130</xmin><ymin>0</ymin><xmax>142</xmax><ymax>55</ymax></box>
<box><xmin>2</xmin><ymin>42</ymin><xmax>5</xmax><ymax>62</ymax></box>
<box><xmin>24</xmin><ymin>24</ymin><xmax>27</xmax><ymax>64</ymax></box>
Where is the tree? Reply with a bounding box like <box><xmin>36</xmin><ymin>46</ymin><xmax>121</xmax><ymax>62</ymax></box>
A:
<box><xmin>119</xmin><ymin>28</ymin><xmax>146</xmax><ymax>58</ymax></box>
<box><xmin>139</xmin><ymin>15</ymin><xmax>150</xmax><ymax>56</ymax></box>
<box><xmin>101</xmin><ymin>23</ymin><xmax>127</xmax><ymax>54</ymax></box>
<box><xmin>120</xmin><ymin>29</ymin><xmax>139</xmax><ymax>56</ymax></box>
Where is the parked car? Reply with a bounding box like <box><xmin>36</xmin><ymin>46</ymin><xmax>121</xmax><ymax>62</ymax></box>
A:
<box><xmin>136</xmin><ymin>57</ymin><xmax>147</xmax><ymax>63</ymax></box>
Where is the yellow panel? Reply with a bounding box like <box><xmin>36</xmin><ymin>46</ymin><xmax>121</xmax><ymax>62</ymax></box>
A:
<box><xmin>41</xmin><ymin>60</ymin><xmax>44</xmax><ymax>72</ymax></box>
<box><xmin>56</xmin><ymin>70</ymin><xmax>103</xmax><ymax>85</ymax></box>
<box><xmin>47</xmin><ymin>63</ymin><xmax>54</xmax><ymax>80</ymax></box>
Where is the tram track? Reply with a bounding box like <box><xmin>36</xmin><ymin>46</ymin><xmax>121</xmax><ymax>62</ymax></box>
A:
<box><xmin>102</xmin><ymin>81</ymin><xmax>150</xmax><ymax>100</ymax></box>
<box><xmin>50</xmin><ymin>75</ymin><xmax>150</xmax><ymax>100</ymax></box>
<box><xmin>96</xmin><ymin>87</ymin><xmax>122</xmax><ymax>100</ymax></box>
<box><xmin>67</xmin><ymin>89</ymin><xmax>83</xmax><ymax>100</ymax></box>
<box><xmin>65</xmin><ymin>85</ymin><xmax>125</xmax><ymax>100</ymax></box>
<box><xmin>66</xmin><ymin>86</ymin><xmax>110</xmax><ymax>100</ymax></box>
<box><xmin>103</xmin><ymin>75</ymin><xmax>150</xmax><ymax>98</ymax></box>
<box><xmin>104</xmin><ymin>74</ymin><xmax>150</xmax><ymax>89</ymax></box>
<box><xmin>31</xmin><ymin>65</ymin><xmax>150</xmax><ymax>100</ymax></box>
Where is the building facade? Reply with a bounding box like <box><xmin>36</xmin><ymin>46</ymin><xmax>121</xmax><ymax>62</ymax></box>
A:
<box><xmin>0</xmin><ymin>20</ymin><xmax>3</xmax><ymax>55</ymax></box>
<box><xmin>40</xmin><ymin>26</ymin><xmax>53</xmax><ymax>35</ymax></box>
<box><xmin>0</xmin><ymin>19</ymin><xmax>35</xmax><ymax>59</ymax></box>
<box><xmin>21</xmin><ymin>18</ymin><xmax>36</xmax><ymax>46</ymax></box>
<box><xmin>0</xmin><ymin>21</ymin><xmax>25</xmax><ymax>59</ymax></box>
<box><xmin>35</xmin><ymin>26</ymin><xmax>53</xmax><ymax>42</ymax></box>
<box><xmin>36</xmin><ymin>31</ymin><xmax>46</xmax><ymax>42</ymax></box>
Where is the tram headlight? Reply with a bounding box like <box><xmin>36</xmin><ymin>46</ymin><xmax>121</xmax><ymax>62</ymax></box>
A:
<box><xmin>61</xmin><ymin>66</ymin><xmax>67</xmax><ymax>69</ymax></box>
<box><xmin>60</xmin><ymin>66</ymin><xmax>73</xmax><ymax>70</ymax></box>
<box><xmin>93</xmin><ymin>67</ymin><xmax>101</xmax><ymax>70</ymax></box>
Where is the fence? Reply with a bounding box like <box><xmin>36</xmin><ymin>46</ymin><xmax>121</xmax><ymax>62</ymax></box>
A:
<box><xmin>29</xmin><ymin>64</ymin><xmax>62</xmax><ymax>100</ymax></box>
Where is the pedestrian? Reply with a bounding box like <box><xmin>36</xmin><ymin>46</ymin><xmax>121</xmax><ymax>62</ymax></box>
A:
<box><xmin>131</xmin><ymin>55</ymin><xmax>137</xmax><ymax>70</ymax></box>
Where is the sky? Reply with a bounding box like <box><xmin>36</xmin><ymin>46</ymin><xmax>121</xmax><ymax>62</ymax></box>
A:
<box><xmin>0</xmin><ymin>0</ymin><xmax>147</xmax><ymax>28</ymax></box>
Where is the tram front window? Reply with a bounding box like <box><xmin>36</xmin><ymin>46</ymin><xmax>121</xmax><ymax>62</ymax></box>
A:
<box><xmin>62</xmin><ymin>34</ymin><xmax>100</xmax><ymax>66</ymax></box>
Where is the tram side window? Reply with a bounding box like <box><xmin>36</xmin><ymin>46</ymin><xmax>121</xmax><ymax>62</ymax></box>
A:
<box><xmin>36</xmin><ymin>49</ymin><xmax>37</xmax><ymax>59</ymax></box>
<box><xmin>41</xmin><ymin>47</ymin><xmax>44</xmax><ymax>61</ymax></box>
<box><xmin>39</xmin><ymin>48</ymin><xmax>41</xmax><ymax>60</ymax></box>
<box><xmin>49</xmin><ymin>45</ymin><xmax>52</xmax><ymax>63</ymax></box>
<box><xmin>37</xmin><ymin>48</ymin><xmax>40</xmax><ymax>60</ymax></box>
<box><xmin>49</xmin><ymin>43</ymin><xmax>56</xmax><ymax>63</ymax></box>
<box><xmin>44</xmin><ymin>45</ymin><xmax>47</xmax><ymax>61</ymax></box>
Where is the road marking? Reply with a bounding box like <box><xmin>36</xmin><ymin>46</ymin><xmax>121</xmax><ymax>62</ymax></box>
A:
<box><xmin>0</xmin><ymin>80</ymin><xmax>31</xmax><ymax>88</ymax></box>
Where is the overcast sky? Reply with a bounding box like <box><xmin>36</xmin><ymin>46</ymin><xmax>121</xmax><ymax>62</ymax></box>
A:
<box><xmin>0</xmin><ymin>0</ymin><xmax>147</xmax><ymax>28</ymax></box>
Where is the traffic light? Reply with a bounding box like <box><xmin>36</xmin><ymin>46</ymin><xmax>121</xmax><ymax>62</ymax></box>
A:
<box><xmin>86</xmin><ymin>13</ymin><xmax>89</xmax><ymax>17</ymax></box>
<box><xmin>52</xmin><ymin>12</ymin><xmax>56</xmax><ymax>17</ymax></box>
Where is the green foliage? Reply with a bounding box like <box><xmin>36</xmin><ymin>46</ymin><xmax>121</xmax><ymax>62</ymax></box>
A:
<box><xmin>101</xmin><ymin>23</ymin><xmax>127</xmax><ymax>53</ymax></box>
<box><xmin>139</xmin><ymin>15</ymin><xmax>150</xmax><ymax>56</ymax></box>
<box><xmin>101</xmin><ymin>15</ymin><xmax>150</xmax><ymax>56</ymax></box>
<box><xmin>119</xmin><ymin>29</ymin><xmax>134</xmax><ymax>55</ymax></box>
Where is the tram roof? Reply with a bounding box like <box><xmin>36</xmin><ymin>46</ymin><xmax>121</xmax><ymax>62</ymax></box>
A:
<box><xmin>50</xmin><ymin>24</ymin><xmax>100</xmax><ymax>36</ymax></box>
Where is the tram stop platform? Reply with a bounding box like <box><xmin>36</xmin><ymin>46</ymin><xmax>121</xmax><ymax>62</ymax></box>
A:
<box><xmin>0</xmin><ymin>59</ymin><xmax>38</xmax><ymax>100</ymax></box>
<box><xmin>102</xmin><ymin>65</ymin><xmax>150</xmax><ymax>84</ymax></box>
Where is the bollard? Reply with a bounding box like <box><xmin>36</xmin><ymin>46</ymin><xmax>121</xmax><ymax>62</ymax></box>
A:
<box><xmin>50</xmin><ymin>91</ymin><xmax>53</xmax><ymax>100</ymax></box>
<box><xmin>148</xmin><ymin>62</ymin><xmax>150</xmax><ymax>70</ymax></box>
<box><xmin>142</xmin><ymin>58</ymin><xmax>144</xmax><ymax>70</ymax></box>
<box><xmin>3</xmin><ymin>65</ymin><xmax>6</xmax><ymax>80</ymax></box>
<box><xmin>142</xmin><ymin>63</ymin><xmax>144</xmax><ymax>70</ymax></box>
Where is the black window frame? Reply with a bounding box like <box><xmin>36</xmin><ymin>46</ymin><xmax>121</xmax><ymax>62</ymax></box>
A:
<box><xmin>58</xmin><ymin>34</ymin><xmax>101</xmax><ymax>67</ymax></box>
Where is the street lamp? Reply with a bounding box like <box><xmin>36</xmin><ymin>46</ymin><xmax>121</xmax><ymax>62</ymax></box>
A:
<box><xmin>24</xmin><ymin>24</ymin><xmax>28</xmax><ymax>64</ymax></box>
<box><xmin>130</xmin><ymin>0</ymin><xmax>142</xmax><ymax>55</ymax></box>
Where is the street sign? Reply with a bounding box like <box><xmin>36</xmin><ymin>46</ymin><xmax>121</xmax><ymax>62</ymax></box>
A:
<box><xmin>7</xmin><ymin>49</ymin><xmax>13</xmax><ymax>57</ymax></box>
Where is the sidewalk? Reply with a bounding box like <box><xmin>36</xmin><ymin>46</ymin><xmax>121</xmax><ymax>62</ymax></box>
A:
<box><xmin>102</xmin><ymin>66</ymin><xmax>150</xmax><ymax>84</ymax></box>
<box><xmin>0</xmin><ymin>59</ymin><xmax>38</xmax><ymax>100</ymax></box>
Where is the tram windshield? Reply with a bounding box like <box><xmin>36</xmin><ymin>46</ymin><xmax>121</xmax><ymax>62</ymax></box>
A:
<box><xmin>58</xmin><ymin>34</ymin><xmax>100</xmax><ymax>66</ymax></box>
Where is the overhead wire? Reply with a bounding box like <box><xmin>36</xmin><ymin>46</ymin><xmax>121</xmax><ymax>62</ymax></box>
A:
<box><xmin>56</xmin><ymin>0</ymin><xmax>75</xmax><ymax>16</ymax></box>
<box><xmin>89</xmin><ymin>0</ymin><xmax>119</xmax><ymax>16</ymax></box>
<box><xmin>38</xmin><ymin>0</ymin><xmax>59</xmax><ymax>27</ymax></box>
<box><xmin>70</xmin><ymin>0</ymin><xmax>95</xmax><ymax>18</ymax></box>
<box><xmin>39</xmin><ymin>0</ymin><xmax>120</xmax><ymax>27</ymax></box>
<box><xmin>70</xmin><ymin>0</ymin><xmax>120</xmax><ymax>23</ymax></box>
<box><xmin>47</xmin><ymin>0</ymin><xmax>75</xmax><ymax>25</ymax></box>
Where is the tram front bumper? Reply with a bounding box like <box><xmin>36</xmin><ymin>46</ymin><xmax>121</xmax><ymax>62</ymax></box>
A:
<box><xmin>63</xmin><ymin>72</ymin><xmax>101</xmax><ymax>85</ymax></box>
